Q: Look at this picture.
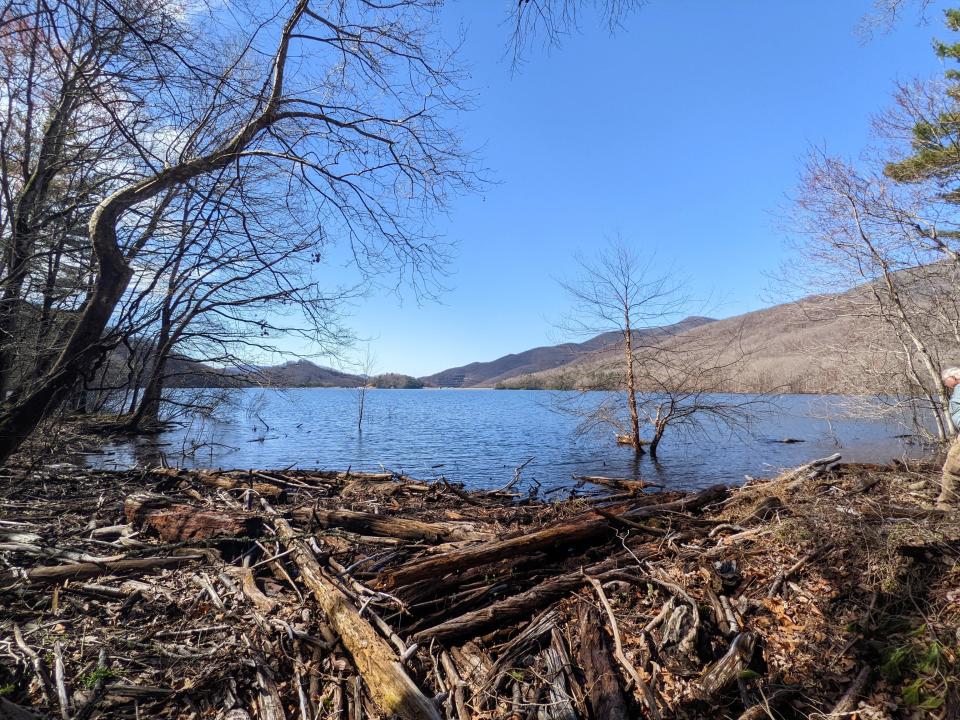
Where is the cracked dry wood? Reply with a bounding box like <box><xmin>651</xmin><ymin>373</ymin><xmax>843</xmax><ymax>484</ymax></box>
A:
<box><xmin>266</xmin><ymin>505</ymin><xmax>441</xmax><ymax>720</ymax></box>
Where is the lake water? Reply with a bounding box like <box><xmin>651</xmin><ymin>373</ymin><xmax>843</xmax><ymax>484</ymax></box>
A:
<box><xmin>88</xmin><ymin>388</ymin><xmax>928</xmax><ymax>492</ymax></box>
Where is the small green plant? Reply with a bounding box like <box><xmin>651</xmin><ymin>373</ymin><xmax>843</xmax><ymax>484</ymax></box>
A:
<box><xmin>876</xmin><ymin>621</ymin><xmax>951</xmax><ymax>710</ymax></box>
<box><xmin>81</xmin><ymin>667</ymin><xmax>117</xmax><ymax>689</ymax></box>
<box><xmin>0</xmin><ymin>683</ymin><xmax>16</xmax><ymax>697</ymax></box>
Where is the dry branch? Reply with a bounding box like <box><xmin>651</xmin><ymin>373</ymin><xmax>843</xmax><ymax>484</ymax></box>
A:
<box><xmin>265</xmin><ymin>503</ymin><xmax>441</xmax><ymax>720</ymax></box>
<box><xmin>382</xmin><ymin>485</ymin><xmax>727</xmax><ymax>589</ymax></box>
<box><xmin>291</xmin><ymin>506</ymin><xmax>488</xmax><ymax>543</ymax></box>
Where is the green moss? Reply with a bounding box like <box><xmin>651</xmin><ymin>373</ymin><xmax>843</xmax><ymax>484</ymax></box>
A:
<box><xmin>81</xmin><ymin>667</ymin><xmax>118</xmax><ymax>689</ymax></box>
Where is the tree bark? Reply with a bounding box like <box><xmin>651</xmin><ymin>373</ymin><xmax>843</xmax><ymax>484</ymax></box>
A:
<box><xmin>579</xmin><ymin>604</ymin><xmax>630</xmax><ymax>720</ymax></box>
<box><xmin>0</xmin><ymin>214</ymin><xmax>132</xmax><ymax>460</ymax></box>
<box><xmin>268</xmin><ymin>510</ymin><xmax>442</xmax><ymax>720</ymax></box>
<box><xmin>130</xmin><ymin>347</ymin><xmax>168</xmax><ymax>428</ymax></box>
<box><xmin>380</xmin><ymin>485</ymin><xmax>727</xmax><ymax>590</ymax></box>
<box><xmin>124</xmin><ymin>493</ymin><xmax>261</xmax><ymax>543</ymax></box>
<box><xmin>0</xmin><ymin>71</ymin><xmax>81</xmax><ymax>398</ymax></box>
<box><xmin>649</xmin><ymin>423</ymin><xmax>665</xmax><ymax>459</ymax></box>
<box><xmin>623</xmin><ymin>321</ymin><xmax>644</xmax><ymax>455</ymax></box>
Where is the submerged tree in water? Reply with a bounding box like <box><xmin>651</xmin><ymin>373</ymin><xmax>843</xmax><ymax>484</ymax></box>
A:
<box><xmin>557</xmin><ymin>241</ymin><xmax>682</xmax><ymax>455</ymax></box>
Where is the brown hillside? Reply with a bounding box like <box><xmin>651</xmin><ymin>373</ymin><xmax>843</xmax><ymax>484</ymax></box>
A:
<box><xmin>496</xmin><ymin>288</ymin><xmax>937</xmax><ymax>394</ymax></box>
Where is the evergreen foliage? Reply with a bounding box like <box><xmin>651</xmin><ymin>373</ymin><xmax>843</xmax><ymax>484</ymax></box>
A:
<box><xmin>885</xmin><ymin>8</ymin><xmax>960</xmax><ymax>199</ymax></box>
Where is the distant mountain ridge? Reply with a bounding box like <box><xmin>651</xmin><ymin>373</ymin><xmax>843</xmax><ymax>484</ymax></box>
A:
<box><xmin>161</xmin><ymin>358</ymin><xmax>364</xmax><ymax>389</ymax></box>
<box><xmin>166</xmin><ymin>359</ymin><xmax>427</xmax><ymax>389</ymax></box>
<box><xmin>243</xmin><ymin>360</ymin><xmax>363</xmax><ymax>387</ymax></box>
<box><xmin>493</xmin><ymin>268</ymin><xmax>960</xmax><ymax>394</ymax></box>
<box><xmin>419</xmin><ymin>316</ymin><xmax>717</xmax><ymax>388</ymax></box>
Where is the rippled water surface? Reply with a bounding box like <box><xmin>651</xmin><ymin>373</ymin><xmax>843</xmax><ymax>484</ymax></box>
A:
<box><xmin>90</xmin><ymin>389</ymin><xmax>927</xmax><ymax>491</ymax></box>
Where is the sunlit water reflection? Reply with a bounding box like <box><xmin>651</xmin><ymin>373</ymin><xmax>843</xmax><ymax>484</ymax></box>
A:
<box><xmin>87</xmin><ymin>389</ymin><xmax>929</xmax><ymax>492</ymax></box>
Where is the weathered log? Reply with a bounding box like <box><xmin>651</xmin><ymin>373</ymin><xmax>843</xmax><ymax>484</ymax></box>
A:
<box><xmin>573</xmin><ymin>475</ymin><xmax>652</xmax><ymax>493</ymax></box>
<box><xmin>587</xmin><ymin>576</ymin><xmax>661</xmax><ymax>719</ymax></box>
<box><xmin>413</xmin><ymin>554</ymin><xmax>649</xmax><ymax>644</ymax></box>
<box><xmin>784</xmin><ymin>453</ymin><xmax>842</xmax><ymax>491</ymax></box>
<box><xmin>231</xmin><ymin>566</ymin><xmax>279</xmax><ymax>614</ymax></box>
<box><xmin>578</xmin><ymin>604</ymin><xmax>630</xmax><ymax>720</ymax></box>
<box><xmin>440</xmin><ymin>652</ymin><xmax>470</xmax><ymax>720</ymax></box>
<box><xmin>693</xmin><ymin>632</ymin><xmax>755</xmax><ymax>698</ymax></box>
<box><xmin>483</xmin><ymin>609</ymin><xmax>560</xmax><ymax>693</ymax></box>
<box><xmin>829</xmin><ymin>666</ymin><xmax>870</xmax><ymax>717</ymax></box>
<box><xmin>265</xmin><ymin>504</ymin><xmax>441</xmax><ymax>720</ymax></box>
<box><xmin>414</xmin><ymin>574</ymin><xmax>583</xmax><ymax>644</ymax></box>
<box><xmin>0</xmin><ymin>697</ymin><xmax>47</xmax><ymax>720</ymax></box>
<box><xmin>124</xmin><ymin>493</ymin><xmax>261</xmax><ymax>543</ymax></box>
<box><xmin>147</xmin><ymin>468</ymin><xmax>286</xmax><ymax>498</ymax></box>
<box><xmin>702</xmin><ymin>586</ymin><xmax>731</xmax><ymax>636</ymax></box>
<box><xmin>382</xmin><ymin>485</ymin><xmax>727</xmax><ymax>590</ymax></box>
<box><xmin>291</xmin><ymin>506</ymin><xmax>489</xmax><ymax>543</ymax></box>
<box><xmin>541</xmin><ymin>643</ymin><xmax>577</xmax><ymax>720</ymax></box>
<box><xmin>0</xmin><ymin>555</ymin><xmax>203</xmax><ymax>589</ymax></box>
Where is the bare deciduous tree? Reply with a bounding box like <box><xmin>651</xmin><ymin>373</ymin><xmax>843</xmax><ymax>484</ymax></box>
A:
<box><xmin>557</xmin><ymin>241</ymin><xmax>684</xmax><ymax>454</ymax></box>
<box><xmin>356</xmin><ymin>344</ymin><xmax>376</xmax><ymax>431</ymax></box>
<box><xmin>790</xmin><ymin>150</ymin><xmax>960</xmax><ymax>442</ymax></box>
<box><xmin>631</xmin><ymin>326</ymin><xmax>760</xmax><ymax>458</ymax></box>
<box><xmin>0</xmin><ymin>0</ymin><xmax>474</xmax><ymax>460</ymax></box>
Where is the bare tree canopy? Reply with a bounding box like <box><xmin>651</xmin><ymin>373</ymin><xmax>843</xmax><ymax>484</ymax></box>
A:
<box><xmin>508</xmin><ymin>0</ymin><xmax>646</xmax><ymax>57</ymax></box>
<box><xmin>787</xmin><ymin>6</ymin><xmax>960</xmax><ymax>505</ymax></box>
<box><xmin>556</xmin><ymin>240</ymin><xmax>756</xmax><ymax>458</ymax></box>
<box><xmin>0</xmin><ymin>0</ymin><xmax>476</xmax><ymax>460</ymax></box>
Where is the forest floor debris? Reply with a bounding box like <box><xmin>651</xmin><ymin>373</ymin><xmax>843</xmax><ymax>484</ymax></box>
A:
<box><xmin>1</xmin><ymin>458</ymin><xmax>958</xmax><ymax>718</ymax></box>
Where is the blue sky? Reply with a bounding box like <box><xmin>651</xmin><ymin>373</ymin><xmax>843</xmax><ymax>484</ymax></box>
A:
<box><xmin>303</xmin><ymin>1</ymin><xmax>949</xmax><ymax>377</ymax></box>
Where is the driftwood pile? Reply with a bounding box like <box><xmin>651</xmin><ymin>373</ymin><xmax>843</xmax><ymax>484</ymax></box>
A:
<box><xmin>0</xmin><ymin>458</ymin><xmax>956</xmax><ymax>719</ymax></box>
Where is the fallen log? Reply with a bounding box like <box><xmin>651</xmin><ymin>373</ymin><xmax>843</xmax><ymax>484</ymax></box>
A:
<box><xmin>542</xmin><ymin>643</ymin><xmax>577</xmax><ymax>720</ymax></box>
<box><xmin>381</xmin><ymin>484</ymin><xmax>727</xmax><ymax>590</ymax></box>
<box><xmin>412</xmin><ymin>552</ymin><xmax>657</xmax><ymax>644</ymax></box>
<box><xmin>290</xmin><ymin>506</ymin><xmax>489</xmax><ymax>543</ymax></box>
<box><xmin>587</xmin><ymin>576</ymin><xmax>661</xmax><ymax>719</ymax></box>
<box><xmin>693</xmin><ymin>632</ymin><xmax>755</xmax><ymax>699</ymax></box>
<box><xmin>147</xmin><ymin>468</ymin><xmax>286</xmax><ymax>498</ymax></box>
<box><xmin>578</xmin><ymin>604</ymin><xmax>630</xmax><ymax>720</ymax></box>
<box><xmin>124</xmin><ymin>493</ymin><xmax>261</xmax><ymax>543</ymax></box>
<box><xmin>0</xmin><ymin>697</ymin><xmax>48</xmax><ymax>720</ymax></box>
<box><xmin>829</xmin><ymin>666</ymin><xmax>870</xmax><ymax>717</ymax></box>
<box><xmin>784</xmin><ymin>453</ymin><xmax>842</xmax><ymax>491</ymax></box>
<box><xmin>0</xmin><ymin>555</ymin><xmax>203</xmax><ymax>589</ymax></box>
<box><xmin>573</xmin><ymin>475</ymin><xmax>653</xmax><ymax>493</ymax></box>
<box><xmin>264</xmin><ymin>503</ymin><xmax>441</xmax><ymax>720</ymax></box>
<box><xmin>414</xmin><ymin>573</ymin><xmax>585</xmax><ymax>644</ymax></box>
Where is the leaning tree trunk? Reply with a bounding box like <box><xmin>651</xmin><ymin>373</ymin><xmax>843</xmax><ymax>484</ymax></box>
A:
<box><xmin>130</xmin><ymin>349</ymin><xmax>168</xmax><ymax>429</ymax></box>
<box><xmin>649</xmin><ymin>423</ymin><xmax>665</xmax><ymax>459</ymax></box>
<box><xmin>0</xmin><ymin>0</ymin><xmax>310</xmax><ymax>462</ymax></box>
<box><xmin>0</xmin><ymin>211</ymin><xmax>133</xmax><ymax>460</ymax></box>
<box><xmin>0</xmin><ymin>75</ymin><xmax>81</xmax><ymax>399</ymax></box>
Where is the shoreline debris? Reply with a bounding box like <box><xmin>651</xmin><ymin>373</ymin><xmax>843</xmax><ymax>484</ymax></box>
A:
<box><xmin>1</xmin><ymin>458</ymin><xmax>957</xmax><ymax>718</ymax></box>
